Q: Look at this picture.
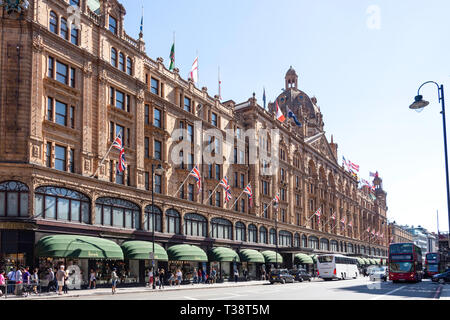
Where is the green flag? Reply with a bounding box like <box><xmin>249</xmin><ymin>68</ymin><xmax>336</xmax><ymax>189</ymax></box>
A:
<box><xmin>169</xmin><ymin>43</ymin><xmax>175</xmax><ymax>71</ymax></box>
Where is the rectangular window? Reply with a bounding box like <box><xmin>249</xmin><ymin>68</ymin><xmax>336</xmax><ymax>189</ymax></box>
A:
<box><xmin>109</xmin><ymin>16</ymin><xmax>117</xmax><ymax>34</ymax></box>
<box><xmin>144</xmin><ymin>137</ymin><xmax>150</xmax><ymax>158</ymax></box>
<box><xmin>69</xmin><ymin>148</ymin><xmax>75</xmax><ymax>173</ymax></box>
<box><xmin>241</xmin><ymin>199</ymin><xmax>245</xmax><ymax>213</ymax></box>
<box><xmin>154</xmin><ymin>140</ymin><xmax>162</xmax><ymax>160</ymax></box>
<box><xmin>55</xmin><ymin>100</ymin><xmax>67</xmax><ymax>126</ymax></box>
<box><xmin>184</xmin><ymin>97</ymin><xmax>191</xmax><ymax>112</ymax></box>
<box><xmin>240</xmin><ymin>174</ymin><xmax>245</xmax><ymax>189</ymax></box>
<box><xmin>116</xmin><ymin>170</ymin><xmax>124</xmax><ymax>185</ymax></box>
<box><xmin>188</xmin><ymin>153</ymin><xmax>194</xmax><ymax>171</ymax></box>
<box><xmin>154</xmin><ymin>174</ymin><xmax>162</xmax><ymax>194</ymax></box>
<box><xmin>215</xmin><ymin>164</ymin><xmax>220</xmax><ymax>181</ymax></box>
<box><xmin>127</xmin><ymin>128</ymin><xmax>130</xmax><ymax>146</ymax></box>
<box><xmin>188</xmin><ymin>184</ymin><xmax>194</xmax><ymax>201</ymax></box>
<box><xmin>46</xmin><ymin>142</ymin><xmax>52</xmax><ymax>168</ymax></box>
<box><xmin>110</xmin><ymin>87</ymin><xmax>115</xmax><ymax>106</ymax></box>
<box><xmin>110</xmin><ymin>160</ymin><xmax>114</xmax><ymax>183</ymax></box>
<box><xmin>211</xmin><ymin>112</ymin><xmax>218</xmax><ymax>127</ymax></box>
<box><xmin>70</xmin><ymin>106</ymin><xmax>75</xmax><ymax>129</ymax></box>
<box><xmin>71</xmin><ymin>27</ymin><xmax>79</xmax><ymax>46</ymax></box>
<box><xmin>234</xmin><ymin>172</ymin><xmax>238</xmax><ymax>187</ymax></box>
<box><xmin>48</xmin><ymin>57</ymin><xmax>54</xmax><ymax>78</ymax></box>
<box><xmin>116</xmin><ymin>124</ymin><xmax>124</xmax><ymax>143</ymax></box>
<box><xmin>126</xmin><ymin>95</ymin><xmax>131</xmax><ymax>112</ymax></box>
<box><xmin>145</xmin><ymin>104</ymin><xmax>150</xmax><ymax>125</ymax></box>
<box><xmin>110</xmin><ymin>122</ymin><xmax>115</xmax><ymax>142</ymax></box>
<box><xmin>154</xmin><ymin>108</ymin><xmax>161</xmax><ymax>128</ymax></box>
<box><xmin>56</xmin><ymin>61</ymin><xmax>68</xmax><ymax>85</ymax></box>
<box><xmin>187</xmin><ymin>124</ymin><xmax>193</xmax><ymax>142</ymax></box>
<box><xmin>145</xmin><ymin>172</ymin><xmax>149</xmax><ymax>191</ymax></box>
<box><xmin>208</xmin><ymin>164</ymin><xmax>213</xmax><ymax>179</ymax></box>
<box><xmin>151</xmin><ymin>78</ymin><xmax>159</xmax><ymax>95</ymax></box>
<box><xmin>215</xmin><ymin>192</ymin><xmax>221</xmax><ymax>207</ymax></box>
<box><xmin>54</xmin><ymin>145</ymin><xmax>67</xmax><ymax>172</ymax></box>
<box><xmin>115</xmin><ymin>90</ymin><xmax>124</xmax><ymax>110</ymax></box>
<box><xmin>70</xmin><ymin>67</ymin><xmax>76</xmax><ymax>88</ymax></box>
<box><xmin>47</xmin><ymin>97</ymin><xmax>53</xmax><ymax>121</ymax></box>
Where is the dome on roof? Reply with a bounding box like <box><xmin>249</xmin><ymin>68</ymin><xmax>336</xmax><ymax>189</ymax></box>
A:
<box><xmin>286</xmin><ymin>66</ymin><xmax>297</xmax><ymax>77</ymax></box>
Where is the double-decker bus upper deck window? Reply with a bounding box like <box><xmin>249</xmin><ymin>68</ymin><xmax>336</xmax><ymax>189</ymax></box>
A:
<box><xmin>389</xmin><ymin>243</ymin><xmax>413</xmax><ymax>254</ymax></box>
<box><xmin>391</xmin><ymin>254</ymin><xmax>413</xmax><ymax>261</ymax></box>
<box><xmin>319</xmin><ymin>256</ymin><xmax>334</xmax><ymax>263</ymax></box>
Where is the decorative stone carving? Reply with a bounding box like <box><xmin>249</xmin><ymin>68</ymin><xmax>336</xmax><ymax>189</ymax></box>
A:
<box><xmin>83</xmin><ymin>61</ymin><xmax>93</xmax><ymax>76</ymax></box>
<box><xmin>32</xmin><ymin>145</ymin><xmax>39</xmax><ymax>158</ymax></box>
<box><xmin>85</xmin><ymin>159</ymin><xmax>91</xmax><ymax>171</ymax></box>
<box><xmin>137</xmin><ymin>89</ymin><xmax>145</xmax><ymax>103</ymax></box>
<box><xmin>98</xmin><ymin>69</ymin><xmax>108</xmax><ymax>84</ymax></box>
<box><xmin>32</xmin><ymin>34</ymin><xmax>44</xmax><ymax>52</ymax></box>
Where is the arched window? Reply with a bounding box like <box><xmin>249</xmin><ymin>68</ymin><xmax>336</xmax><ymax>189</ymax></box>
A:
<box><xmin>361</xmin><ymin>246</ymin><xmax>366</xmax><ymax>255</ymax></box>
<box><xmin>35</xmin><ymin>186</ymin><xmax>89</xmax><ymax>223</ymax></box>
<box><xmin>184</xmin><ymin>213</ymin><xmax>207</xmax><ymax>237</ymax></box>
<box><xmin>211</xmin><ymin>218</ymin><xmax>232</xmax><ymax>240</ymax></box>
<box><xmin>294</xmin><ymin>234</ymin><xmax>301</xmax><ymax>248</ymax></box>
<box><xmin>0</xmin><ymin>181</ymin><xmax>29</xmax><ymax>217</ymax></box>
<box><xmin>111</xmin><ymin>48</ymin><xmax>117</xmax><ymax>67</ymax></box>
<box><xmin>259</xmin><ymin>227</ymin><xmax>268</xmax><ymax>244</ymax></box>
<box><xmin>269</xmin><ymin>228</ymin><xmax>277</xmax><ymax>245</ymax></box>
<box><xmin>71</xmin><ymin>24</ymin><xmax>79</xmax><ymax>46</ymax></box>
<box><xmin>166</xmin><ymin>209</ymin><xmax>181</xmax><ymax>234</ymax></box>
<box><xmin>347</xmin><ymin>243</ymin><xmax>354</xmax><ymax>253</ymax></box>
<box><xmin>144</xmin><ymin>205</ymin><xmax>162</xmax><ymax>232</ymax></box>
<box><xmin>49</xmin><ymin>11</ymin><xmax>58</xmax><ymax>34</ymax></box>
<box><xmin>320</xmin><ymin>238</ymin><xmax>330</xmax><ymax>251</ymax></box>
<box><xmin>95</xmin><ymin>197</ymin><xmax>140</xmax><ymax>229</ymax></box>
<box><xmin>119</xmin><ymin>52</ymin><xmax>125</xmax><ymax>71</ymax></box>
<box><xmin>126</xmin><ymin>57</ymin><xmax>133</xmax><ymax>75</ymax></box>
<box><xmin>309</xmin><ymin>236</ymin><xmax>319</xmax><ymax>250</ymax></box>
<box><xmin>60</xmin><ymin>17</ymin><xmax>69</xmax><ymax>40</ymax></box>
<box><xmin>279</xmin><ymin>231</ymin><xmax>292</xmax><ymax>247</ymax></box>
<box><xmin>248</xmin><ymin>224</ymin><xmax>257</xmax><ymax>243</ymax></box>
<box><xmin>235</xmin><ymin>222</ymin><xmax>246</xmax><ymax>242</ymax></box>
<box><xmin>376</xmin><ymin>248</ymin><xmax>381</xmax><ymax>256</ymax></box>
<box><xmin>302</xmin><ymin>235</ymin><xmax>308</xmax><ymax>248</ymax></box>
<box><xmin>331</xmin><ymin>240</ymin><xmax>338</xmax><ymax>252</ymax></box>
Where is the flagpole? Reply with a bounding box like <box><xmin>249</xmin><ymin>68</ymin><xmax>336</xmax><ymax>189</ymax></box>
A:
<box><xmin>173</xmin><ymin>169</ymin><xmax>192</xmax><ymax>198</ymax></box>
<box><xmin>173</xmin><ymin>31</ymin><xmax>176</xmax><ymax>69</ymax></box>
<box><xmin>204</xmin><ymin>182</ymin><xmax>221</xmax><ymax>205</ymax></box>
<box><xmin>262</xmin><ymin>198</ymin><xmax>276</xmax><ymax>216</ymax></box>
<box><xmin>92</xmin><ymin>130</ymin><xmax>122</xmax><ymax>178</ymax></box>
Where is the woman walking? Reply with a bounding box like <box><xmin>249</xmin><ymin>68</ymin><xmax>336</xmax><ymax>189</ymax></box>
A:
<box><xmin>158</xmin><ymin>268</ymin><xmax>165</xmax><ymax>289</ymax></box>
<box><xmin>111</xmin><ymin>268</ymin><xmax>119</xmax><ymax>294</ymax></box>
<box><xmin>89</xmin><ymin>269</ymin><xmax>96</xmax><ymax>289</ymax></box>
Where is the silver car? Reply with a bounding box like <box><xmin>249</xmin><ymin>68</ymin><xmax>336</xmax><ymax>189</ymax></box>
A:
<box><xmin>369</xmin><ymin>267</ymin><xmax>388</xmax><ymax>282</ymax></box>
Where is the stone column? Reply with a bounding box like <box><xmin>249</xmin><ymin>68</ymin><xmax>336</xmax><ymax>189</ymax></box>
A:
<box><xmin>136</xmin><ymin>89</ymin><xmax>145</xmax><ymax>189</ymax></box>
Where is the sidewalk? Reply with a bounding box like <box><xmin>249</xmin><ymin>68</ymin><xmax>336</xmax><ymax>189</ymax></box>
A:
<box><xmin>3</xmin><ymin>280</ymin><xmax>269</xmax><ymax>300</ymax></box>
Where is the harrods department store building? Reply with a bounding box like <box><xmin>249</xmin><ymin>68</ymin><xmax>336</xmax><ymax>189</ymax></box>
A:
<box><xmin>0</xmin><ymin>0</ymin><xmax>389</xmax><ymax>283</ymax></box>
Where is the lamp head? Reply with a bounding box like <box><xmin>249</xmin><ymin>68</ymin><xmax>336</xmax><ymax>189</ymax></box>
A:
<box><xmin>409</xmin><ymin>95</ymin><xmax>429</xmax><ymax>112</ymax></box>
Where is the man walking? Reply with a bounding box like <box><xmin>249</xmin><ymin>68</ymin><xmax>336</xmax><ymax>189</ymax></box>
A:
<box><xmin>234</xmin><ymin>269</ymin><xmax>239</xmax><ymax>283</ymax></box>
<box><xmin>14</xmin><ymin>267</ymin><xmax>23</xmax><ymax>296</ymax></box>
<box><xmin>56</xmin><ymin>265</ymin><xmax>66</xmax><ymax>295</ymax></box>
<box><xmin>158</xmin><ymin>268</ymin><xmax>165</xmax><ymax>289</ymax></box>
<box><xmin>7</xmin><ymin>267</ymin><xmax>16</xmax><ymax>294</ymax></box>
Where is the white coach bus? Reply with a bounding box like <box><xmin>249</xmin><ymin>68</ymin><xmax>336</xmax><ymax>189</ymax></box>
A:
<box><xmin>317</xmin><ymin>254</ymin><xmax>359</xmax><ymax>281</ymax></box>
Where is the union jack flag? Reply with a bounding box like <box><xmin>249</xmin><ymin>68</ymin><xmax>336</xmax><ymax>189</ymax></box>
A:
<box><xmin>314</xmin><ymin>208</ymin><xmax>321</xmax><ymax>223</ymax></box>
<box><xmin>273</xmin><ymin>194</ymin><xmax>280</xmax><ymax>207</ymax></box>
<box><xmin>331</xmin><ymin>212</ymin><xmax>336</xmax><ymax>220</ymax></box>
<box><xmin>112</xmin><ymin>133</ymin><xmax>123</xmax><ymax>150</ymax></box>
<box><xmin>376</xmin><ymin>232</ymin><xmax>380</xmax><ymax>238</ymax></box>
<box><xmin>225</xmin><ymin>188</ymin><xmax>232</xmax><ymax>203</ymax></box>
<box><xmin>348</xmin><ymin>221</ymin><xmax>353</xmax><ymax>228</ymax></box>
<box><xmin>243</xmin><ymin>184</ymin><xmax>253</xmax><ymax>208</ymax></box>
<box><xmin>370</xmin><ymin>171</ymin><xmax>379</xmax><ymax>178</ymax></box>
<box><xmin>117</xmin><ymin>148</ymin><xmax>127</xmax><ymax>173</ymax></box>
<box><xmin>219</xmin><ymin>176</ymin><xmax>230</xmax><ymax>190</ymax></box>
<box><xmin>371</xmin><ymin>229</ymin><xmax>376</xmax><ymax>236</ymax></box>
<box><xmin>340</xmin><ymin>217</ymin><xmax>346</xmax><ymax>225</ymax></box>
<box><xmin>366</xmin><ymin>227</ymin><xmax>371</xmax><ymax>233</ymax></box>
<box><xmin>189</xmin><ymin>166</ymin><xmax>202</xmax><ymax>193</ymax></box>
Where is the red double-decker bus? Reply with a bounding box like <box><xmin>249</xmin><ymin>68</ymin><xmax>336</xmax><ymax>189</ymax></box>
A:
<box><xmin>425</xmin><ymin>253</ymin><xmax>446</xmax><ymax>278</ymax></box>
<box><xmin>389</xmin><ymin>243</ymin><xmax>423</xmax><ymax>283</ymax></box>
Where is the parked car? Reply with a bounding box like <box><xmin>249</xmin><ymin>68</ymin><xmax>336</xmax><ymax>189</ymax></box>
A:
<box><xmin>269</xmin><ymin>269</ymin><xmax>295</xmax><ymax>284</ymax></box>
<box><xmin>432</xmin><ymin>271</ymin><xmax>450</xmax><ymax>284</ymax></box>
<box><xmin>289</xmin><ymin>269</ymin><xmax>311</xmax><ymax>282</ymax></box>
<box><xmin>369</xmin><ymin>267</ymin><xmax>388</xmax><ymax>282</ymax></box>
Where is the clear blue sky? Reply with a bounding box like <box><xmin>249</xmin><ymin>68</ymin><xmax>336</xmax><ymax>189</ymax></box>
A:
<box><xmin>123</xmin><ymin>0</ymin><xmax>450</xmax><ymax>233</ymax></box>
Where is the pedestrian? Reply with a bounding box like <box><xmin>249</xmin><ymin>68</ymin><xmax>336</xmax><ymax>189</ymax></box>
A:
<box><xmin>243</xmin><ymin>269</ymin><xmax>248</xmax><ymax>281</ymax></box>
<box><xmin>201</xmin><ymin>268</ymin><xmax>206</xmax><ymax>284</ymax></box>
<box><xmin>46</xmin><ymin>268</ymin><xmax>54</xmax><ymax>292</ymax></box>
<box><xmin>89</xmin><ymin>269</ymin><xmax>96</xmax><ymax>289</ymax></box>
<box><xmin>176</xmin><ymin>269</ymin><xmax>182</xmax><ymax>286</ymax></box>
<box><xmin>6</xmin><ymin>267</ymin><xmax>16</xmax><ymax>294</ymax></box>
<box><xmin>15</xmin><ymin>267</ymin><xmax>23</xmax><ymax>296</ymax></box>
<box><xmin>63</xmin><ymin>268</ymin><xmax>69</xmax><ymax>294</ymax></box>
<box><xmin>22</xmin><ymin>267</ymin><xmax>31</xmax><ymax>296</ymax></box>
<box><xmin>31</xmin><ymin>268</ymin><xmax>39</xmax><ymax>294</ymax></box>
<box><xmin>261</xmin><ymin>268</ymin><xmax>267</xmax><ymax>281</ymax></box>
<box><xmin>198</xmin><ymin>268</ymin><xmax>202</xmax><ymax>284</ymax></box>
<box><xmin>56</xmin><ymin>265</ymin><xmax>66</xmax><ymax>295</ymax></box>
<box><xmin>148</xmin><ymin>268</ymin><xmax>153</xmax><ymax>288</ymax></box>
<box><xmin>168</xmin><ymin>272</ymin><xmax>175</xmax><ymax>286</ymax></box>
<box><xmin>211</xmin><ymin>268</ymin><xmax>217</xmax><ymax>284</ymax></box>
<box><xmin>158</xmin><ymin>268</ymin><xmax>165</xmax><ymax>289</ymax></box>
<box><xmin>0</xmin><ymin>270</ymin><xmax>5</xmax><ymax>297</ymax></box>
<box><xmin>111</xmin><ymin>268</ymin><xmax>119</xmax><ymax>294</ymax></box>
<box><xmin>234</xmin><ymin>269</ymin><xmax>239</xmax><ymax>283</ymax></box>
<box><xmin>53</xmin><ymin>267</ymin><xmax>59</xmax><ymax>293</ymax></box>
<box><xmin>192</xmin><ymin>268</ymin><xmax>198</xmax><ymax>285</ymax></box>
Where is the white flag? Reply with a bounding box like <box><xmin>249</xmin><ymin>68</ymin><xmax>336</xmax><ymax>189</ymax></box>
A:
<box><xmin>190</xmin><ymin>57</ymin><xmax>198</xmax><ymax>84</ymax></box>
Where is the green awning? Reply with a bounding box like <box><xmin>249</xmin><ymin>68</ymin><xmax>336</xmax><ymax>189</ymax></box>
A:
<box><xmin>121</xmin><ymin>241</ymin><xmax>168</xmax><ymax>261</ymax></box>
<box><xmin>261</xmin><ymin>251</ymin><xmax>283</xmax><ymax>264</ymax></box>
<box><xmin>309</xmin><ymin>254</ymin><xmax>318</xmax><ymax>263</ymax></box>
<box><xmin>167</xmin><ymin>244</ymin><xmax>208</xmax><ymax>262</ymax></box>
<box><xmin>369</xmin><ymin>259</ymin><xmax>377</xmax><ymax>265</ymax></box>
<box><xmin>35</xmin><ymin>235</ymin><xmax>124</xmax><ymax>260</ymax></box>
<box><xmin>294</xmin><ymin>253</ymin><xmax>314</xmax><ymax>265</ymax></box>
<box><xmin>208</xmin><ymin>247</ymin><xmax>240</xmax><ymax>263</ymax></box>
<box><xmin>239</xmin><ymin>249</ymin><xmax>265</xmax><ymax>263</ymax></box>
<box><xmin>356</xmin><ymin>258</ymin><xmax>365</xmax><ymax>265</ymax></box>
<box><xmin>363</xmin><ymin>258</ymin><xmax>371</xmax><ymax>265</ymax></box>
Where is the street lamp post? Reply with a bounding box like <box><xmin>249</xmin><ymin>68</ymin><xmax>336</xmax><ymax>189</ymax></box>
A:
<box><xmin>410</xmin><ymin>82</ymin><xmax>450</xmax><ymax>251</ymax></box>
<box><xmin>151</xmin><ymin>164</ymin><xmax>164</xmax><ymax>289</ymax></box>
<box><xmin>275</xmin><ymin>207</ymin><xmax>279</xmax><ymax>268</ymax></box>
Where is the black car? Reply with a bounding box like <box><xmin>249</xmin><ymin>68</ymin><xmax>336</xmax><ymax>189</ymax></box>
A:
<box><xmin>432</xmin><ymin>271</ymin><xmax>450</xmax><ymax>284</ymax></box>
<box><xmin>289</xmin><ymin>269</ymin><xmax>312</xmax><ymax>282</ymax></box>
<box><xmin>269</xmin><ymin>269</ymin><xmax>295</xmax><ymax>284</ymax></box>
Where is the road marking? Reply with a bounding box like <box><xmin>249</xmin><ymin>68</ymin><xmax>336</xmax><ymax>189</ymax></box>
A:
<box><xmin>434</xmin><ymin>284</ymin><xmax>443</xmax><ymax>300</ymax></box>
<box><xmin>183</xmin><ymin>296</ymin><xmax>198</xmax><ymax>300</ymax></box>
<box><xmin>208</xmin><ymin>293</ymin><xmax>247</xmax><ymax>300</ymax></box>
<box><xmin>370</xmin><ymin>286</ymin><xmax>406</xmax><ymax>300</ymax></box>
